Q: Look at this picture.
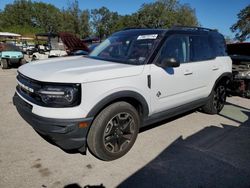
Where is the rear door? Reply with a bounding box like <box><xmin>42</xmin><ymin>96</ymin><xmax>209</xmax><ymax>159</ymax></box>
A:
<box><xmin>150</xmin><ymin>33</ymin><xmax>214</xmax><ymax>114</ymax></box>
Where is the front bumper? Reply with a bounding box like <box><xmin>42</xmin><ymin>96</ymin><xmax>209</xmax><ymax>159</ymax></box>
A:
<box><xmin>13</xmin><ymin>93</ymin><xmax>93</xmax><ymax>152</ymax></box>
<box><xmin>8</xmin><ymin>58</ymin><xmax>21</xmax><ymax>64</ymax></box>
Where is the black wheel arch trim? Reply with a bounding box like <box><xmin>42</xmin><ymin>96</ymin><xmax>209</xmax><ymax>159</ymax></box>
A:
<box><xmin>212</xmin><ymin>72</ymin><xmax>232</xmax><ymax>90</ymax></box>
<box><xmin>87</xmin><ymin>90</ymin><xmax>149</xmax><ymax>119</ymax></box>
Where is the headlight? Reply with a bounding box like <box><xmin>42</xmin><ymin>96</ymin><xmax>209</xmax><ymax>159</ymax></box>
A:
<box><xmin>38</xmin><ymin>84</ymin><xmax>81</xmax><ymax>107</ymax></box>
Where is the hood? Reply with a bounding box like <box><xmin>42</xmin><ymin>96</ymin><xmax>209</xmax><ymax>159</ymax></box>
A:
<box><xmin>18</xmin><ymin>56</ymin><xmax>144</xmax><ymax>83</ymax></box>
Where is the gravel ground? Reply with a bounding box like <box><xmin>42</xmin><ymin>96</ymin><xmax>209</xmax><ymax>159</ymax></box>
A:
<box><xmin>0</xmin><ymin>68</ymin><xmax>249</xmax><ymax>188</ymax></box>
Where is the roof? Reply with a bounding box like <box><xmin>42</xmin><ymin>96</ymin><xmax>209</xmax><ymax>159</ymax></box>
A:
<box><xmin>113</xmin><ymin>26</ymin><xmax>219</xmax><ymax>36</ymax></box>
<box><xmin>21</xmin><ymin>37</ymin><xmax>34</xmax><ymax>40</ymax></box>
<box><xmin>113</xmin><ymin>28</ymin><xmax>166</xmax><ymax>36</ymax></box>
<box><xmin>0</xmin><ymin>32</ymin><xmax>21</xmax><ymax>37</ymax></box>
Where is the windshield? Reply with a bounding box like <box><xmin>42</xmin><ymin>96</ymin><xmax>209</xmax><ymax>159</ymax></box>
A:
<box><xmin>89</xmin><ymin>33</ymin><xmax>160</xmax><ymax>65</ymax></box>
<box><xmin>0</xmin><ymin>43</ymin><xmax>21</xmax><ymax>52</ymax></box>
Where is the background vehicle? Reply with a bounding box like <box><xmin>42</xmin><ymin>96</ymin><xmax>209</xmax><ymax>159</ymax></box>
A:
<box><xmin>30</xmin><ymin>32</ymin><xmax>90</xmax><ymax>60</ymax></box>
<box><xmin>227</xmin><ymin>42</ymin><xmax>250</xmax><ymax>98</ymax></box>
<box><xmin>18</xmin><ymin>37</ymin><xmax>36</xmax><ymax>54</ymax></box>
<box><xmin>13</xmin><ymin>27</ymin><xmax>232</xmax><ymax>161</ymax></box>
<box><xmin>0</xmin><ymin>32</ymin><xmax>26</xmax><ymax>69</ymax></box>
<box><xmin>0</xmin><ymin>43</ymin><xmax>26</xmax><ymax>69</ymax></box>
<box><xmin>30</xmin><ymin>33</ymin><xmax>67</xmax><ymax>61</ymax></box>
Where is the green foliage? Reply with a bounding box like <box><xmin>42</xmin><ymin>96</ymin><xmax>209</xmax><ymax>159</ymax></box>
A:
<box><xmin>80</xmin><ymin>10</ymin><xmax>91</xmax><ymax>38</ymax></box>
<box><xmin>0</xmin><ymin>0</ymin><xmax>62</xmax><ymax>34</ymax></box>
<box><xmin>134</xmin><ymin>0</ymin><xmax>198</xmax><ymax>28</ymax></box>
<box><xmin>231</xmin><ymin>5</ymin><xmax>250</xmax><ymax>41</ymax></box>
<box><xmin>32</xmin><ymin>2</ymin><xmax>62</xmax><ymax>33</ymax></box>
<box><xmin>91</xmin><ymin>7</ymin><xmax>120</xmax><ymax>39</ymax></box>
<box><xmin>0</xmin><ymin>0</ymin><xmax>199</xmax><ymax>39</ymax></box>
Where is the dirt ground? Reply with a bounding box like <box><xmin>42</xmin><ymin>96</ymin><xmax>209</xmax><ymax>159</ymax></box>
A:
<box><xmin>0</xmin><ymin>68</ymin><xmax>249</xmax><ymax>188</ymax></box>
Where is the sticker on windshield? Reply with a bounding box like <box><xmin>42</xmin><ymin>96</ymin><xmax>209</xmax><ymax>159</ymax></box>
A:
<box><xmin>137</xmin><ymin>34</ymin><xmax>158</xmax><ymax>40</ymax></box>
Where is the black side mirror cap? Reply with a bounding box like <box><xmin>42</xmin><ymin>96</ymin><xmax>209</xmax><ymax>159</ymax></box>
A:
<box><xmin>159</xmin><ymin>58</ymin><xmax>180</xmax><ymax>68</ymax></box>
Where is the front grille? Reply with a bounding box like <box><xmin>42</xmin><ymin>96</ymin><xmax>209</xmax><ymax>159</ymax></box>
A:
<box><xmin>16</xmin><ymin>73</ymin><xmax>43</xmax><ymax>105</ymax></box>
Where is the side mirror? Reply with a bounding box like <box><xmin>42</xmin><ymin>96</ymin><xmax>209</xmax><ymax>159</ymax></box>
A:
<box><xmin>160</xmin><ymin>58</ymin><xmax>180</xmax><ymax>68</ymax></box>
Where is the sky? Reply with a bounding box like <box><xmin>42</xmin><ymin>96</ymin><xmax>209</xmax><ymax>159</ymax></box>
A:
<box><xmin>0</xmin><ymin>0</ymin><xmax>249</xmax><ymax>38</ymax></box>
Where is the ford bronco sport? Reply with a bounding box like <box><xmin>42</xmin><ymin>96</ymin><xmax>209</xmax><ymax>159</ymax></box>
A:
<box><xmin>13</xmin><ymin>27</ymin><xmax>232</xmax><ymax>161</ymax></box>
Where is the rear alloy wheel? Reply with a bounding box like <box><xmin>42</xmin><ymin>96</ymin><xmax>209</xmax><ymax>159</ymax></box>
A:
<box><xmin>213</xmin><ymin>85</ymin><xmax>226</xmax><ymax>112</ymax></box>
<box><xmin>87</xmin><ymin>102</ymin><xmax>140</xmax><ymax>161</ymax></box>
<box><xmin>202</xmin><ymin>84</ymin><xmax>227</xmax><ymax>114</ymax></box>
<box><xmin>1</xmin><ymin>59</ymin><xmax>9</xmax><ymax>69</ymax></box>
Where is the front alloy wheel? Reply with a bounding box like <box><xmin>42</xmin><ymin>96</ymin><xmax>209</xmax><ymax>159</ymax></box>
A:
<box><xmin>87</xmin><ymin>102</ymin><xmax>140</xmax><ymax>161</ymax></box>
<box><xmin>103</xmin><ymin>112</ymin><xmax>135</xmax><ymax>153</ymax></box>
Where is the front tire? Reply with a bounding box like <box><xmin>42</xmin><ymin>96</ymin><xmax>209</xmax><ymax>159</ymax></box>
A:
<box><xmin>202</xmin><ymin>83</ymin><xmax>227</xmax><ymax>114</ymax></box>
<box><xmin>1</xmin><ymin>59</ymin><xmax>9</xmax><ymax>69</ymax></box>
<box><xmin>87</xmin><ymin>102</ymin><xmax>140</xmax><ymax>161</ymax></box>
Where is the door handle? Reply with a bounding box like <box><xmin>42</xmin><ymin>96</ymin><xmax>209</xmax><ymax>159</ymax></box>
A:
<box><xmin>184</xmin><ymin>70</ymin><xmax>193</xmax><ymax>75</ymax></box>
<box><xmin>212</xmin><ymin>67</ymin><xmax>219</xmax><ymax>71</ymax></box>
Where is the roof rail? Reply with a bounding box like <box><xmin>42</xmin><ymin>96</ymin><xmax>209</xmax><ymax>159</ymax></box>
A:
<box><xmin>122</xmin><ymin>27</ymin><xmax>147</xmax><ymax>31</ymax></box>
<box><xmin>171</xmin><ymin>25</ymin><xmax>217</xmax><ymax>32</ymax></box>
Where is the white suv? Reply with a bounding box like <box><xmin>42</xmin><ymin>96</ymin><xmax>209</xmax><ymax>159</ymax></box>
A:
<box><xmin>13</xmin><ymin>27</ymin><xmax>232</xmax><ymax>161</ymax></box>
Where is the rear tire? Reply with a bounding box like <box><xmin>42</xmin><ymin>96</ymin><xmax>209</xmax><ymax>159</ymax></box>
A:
<box><xmin>87</xmin><ymin>102</ymin><xmax>140</xmax><ymax>161</ymax></box>
<box><xmin>202</xmin><ymin>83</ymin><xmax>227</xmax><ymax>114</ymax></box>
<box><xmin>1</xmin><ymin>59</ymin><xmax>9</xmax><ymax>69</ymax></box>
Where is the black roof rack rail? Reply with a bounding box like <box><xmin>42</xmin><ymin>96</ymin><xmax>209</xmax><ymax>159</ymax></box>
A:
<box><xmin>171</xmin><ymin>25</ymin><xmax>217</xmax><ymax>32</ymax></box>
<box><xmin>122</xmin><ymin>27</ymin><xmax>147</xmax><ymax>31</ymax></box>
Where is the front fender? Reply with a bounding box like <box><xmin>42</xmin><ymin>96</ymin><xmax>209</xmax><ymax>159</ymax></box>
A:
<box><xmin>87</xmin><ymin>90</ymin><xmax>149</xmax><ymax>118</ymax></box>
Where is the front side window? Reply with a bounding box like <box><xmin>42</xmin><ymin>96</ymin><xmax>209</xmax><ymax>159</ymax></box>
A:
<box><xmin>89</xmin><ymin>33</ymin><xmax>160</xmax><ymax>65</ymax></box>
<box><xmin>158</xmin><ymin>35</ymin><xmax>190</xmax><ymax>64</ymax></box>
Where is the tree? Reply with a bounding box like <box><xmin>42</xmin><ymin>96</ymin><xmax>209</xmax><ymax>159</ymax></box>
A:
<box><xmin>60</xmin><ymin>8</ymin><xmax>75</xmax><ymax>34</ymax></box>
<box><xmin>175</xmin><ymin>4</ymin><xmax>198</xmax><ymax>26</ymax></box>
<box><xmin>0</xmin><ymin>0</ymin><xmax>199</xmax><ymax>38</ymax></box>
<box><xmin>80</xmin><ymin>10</ymin><xmax>91</xmax><ymax>38</ymax></box>
<box><xmin>32</xmin><ymin>2</ymin><xmax>62</xmax><ymax>33</ymax></box>
<box><xmin>231</xmin><ymin>5</ymin><xmax>250</xmax><ymax>41</ymax></box>
<box><xmin>68</xmin><ymin>0</ymin><xmax>81</xmax><ymax>35</ymax></box>
<box><xmin>131</xmin><ymin>0</ymin><xmax>198</xmax><ymax>28</ymax></box>
<box><xmin>0</xmin><ymin>10</ymin><xmax>3</xmax><ymax>31</ymax></box>
<box><xmin>0</xmin><ymin>0</ymin><xmax>61</xmax><ymax>35</ymax></box>
<box><xmin>60</xmin><ymin>0</ymin><xmax>86</xmax><ymax>37</ymax></box>
<box><xmin>91</xmin><ymin>7</ymin><xmax>120</xmax><ymax>39</ymax></box>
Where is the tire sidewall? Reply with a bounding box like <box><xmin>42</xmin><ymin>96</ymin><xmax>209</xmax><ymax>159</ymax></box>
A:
<box><xmin>91</xmin><ymin>103</ymin><xmax>140</xmax><ymax>160</ymax></box>
<box><xmin>1</xmin><ymin>59</ymin><xmax>8</xmax><ymax>69</ymax></box>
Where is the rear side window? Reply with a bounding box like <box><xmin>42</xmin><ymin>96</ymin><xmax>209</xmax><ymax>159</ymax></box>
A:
<box><xmin>210</xmin><ymin>33</ymin><xmax>227</xmax><ymax>56</ymax></box>
<box><xmin>190</xmin><ymin>35</ymin><xmax>214</xmax><ymax>62</ymax></box>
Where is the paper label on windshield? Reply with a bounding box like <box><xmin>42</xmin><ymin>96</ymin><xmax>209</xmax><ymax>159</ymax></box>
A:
<box><xmin>137</xmin><ymin>34</ymin><xmax>158</xmax><ymax>40</ymax></box>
